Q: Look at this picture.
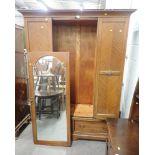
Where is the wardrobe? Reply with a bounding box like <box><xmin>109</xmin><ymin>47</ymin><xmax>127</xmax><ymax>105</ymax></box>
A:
<box><xmin>19</xmin><ymin>9</ymin><xmax>135</xmax><ymax>141</ymax></box>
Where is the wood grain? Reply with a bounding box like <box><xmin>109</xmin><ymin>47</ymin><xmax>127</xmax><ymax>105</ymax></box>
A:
<box><xmin>94</xmin><ymin>17</ymin><xmax>129</xmax><ymax>119</ymax></box>
<box><xmin>72</xmin><ymin>117</ymin><xmax>108</xmax><ymax>141</ymax></box>
<box><xmin>53</xmin><ymin>23</ymin><xmax>78</xmax><ymax>104</ymax></box>
<box><xmin>74</xmin><ymin>120</ymin><xmax>107</xmax><ymax>134</ymax></box>
<box><xmin>129</xmin><ymin>80</ymin><xmax>139</xmax><ymax>122</ymax></box>
<box><xmin>25</xmin><ymin>18</ymin><xmax>52</xmax><ymax>52</ymax></box>
<box><xmin>78</xmin><ymin>25</ymin><xmax>96</xmax><ymax>104</ymax></box>
<box><xmin>53</xmin><ymin>22</ymin><xmax>97</xmax><ymax>105</ymax></box>
<box><xmin>71</xmin><ymin>104</ymin><xmax>93</xmax><ymax>117</ymax></box>
<box><xmin>107</xmin><ymin>119</ymin><xmax>139</xmax><ymax>155</ymax></box>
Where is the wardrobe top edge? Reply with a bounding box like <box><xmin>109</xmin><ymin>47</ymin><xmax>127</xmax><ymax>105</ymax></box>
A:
<box><xmin>18</xmin><ymin>9</ymin><xmax>136</xmax><ymax>17</ymax></box>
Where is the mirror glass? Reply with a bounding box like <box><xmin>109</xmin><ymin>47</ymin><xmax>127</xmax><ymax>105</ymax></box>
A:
<box><xmin>33</xmin><ymin>56</ymin><xmax>67</xmax><ymax>141</ymax></box>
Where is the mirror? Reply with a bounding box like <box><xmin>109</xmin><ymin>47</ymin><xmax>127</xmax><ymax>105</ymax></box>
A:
<box><xmin>28</xmin><ymin>52</ymin><xmax>70</xmax><ymax>146</ymax></box>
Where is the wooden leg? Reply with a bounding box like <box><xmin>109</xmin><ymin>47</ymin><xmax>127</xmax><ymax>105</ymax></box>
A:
<box><xmin>51</xmin><ymin>98</ymin><xmax>53</xmax><ymax>114</ymax></box>
<box><xmin>38</xmin><ymin>98</ymin><xmax>42</xmax><ymax>120</ymax></box>
<box><xmin>57</xmin><ymin>97</ymin><xmax>60</xmax><ymax>118</ymax></box>
<box><xmin>72</xmin><ymin>135</ymin><xmax>78</xmax><ymax>141</ymax></box>
<box><xmin>106</xmin><ymin>139</ymin><xmax>109</xmax><ymax>155</ymax></box>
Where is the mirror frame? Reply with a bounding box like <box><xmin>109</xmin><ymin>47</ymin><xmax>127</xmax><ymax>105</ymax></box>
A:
<box><xmin>28</xmin><ymin>52</ymin><xmax>71</xmax><ymax>146</ymax></box>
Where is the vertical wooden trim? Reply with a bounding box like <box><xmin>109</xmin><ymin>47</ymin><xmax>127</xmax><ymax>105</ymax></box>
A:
<box><xmin>27</xmin><ymin>56</ymin><xmax>37</xmax><ymax>142</ymax></box>
<box><xmin>116</xmin><ymin>17</ymin><xmax>130</xmax><ymax>117</ymax></box>
<box><xmin>24</xmin><ymin>18</ymin><xmax>30</xmax><ymax>52</ymax></box>
<box><xmin>66</xmin><ymin>53</ymin><xmax>71</xmax><ymax>146</ymax></box>
<box><xmin>48</xmin><ymin>17</ymin><xmax>53</xmax><ymax>51</ymax></box>
<box><xmin>93</xmin><ymin>18</ymin><xmax>102</xmax><ymax>117</ymax></box>
<box><xmin>75</xmin><ymin>26</ymin><xmax>80</xmax><ymax>104</ymax></box>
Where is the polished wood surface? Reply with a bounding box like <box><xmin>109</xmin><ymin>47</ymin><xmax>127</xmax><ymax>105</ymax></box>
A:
<box><xmin>71</xmin><ymin>104</ymin><xmax>93</xmax><ymax>117</ymax></box>
<box><xmin>24</xmin><ymin>18</ymin><xmax>52</xmax><ymax>52</ymax></box>
<box><xmin>107</xmin><ymin>119</ymin><xmax>139</xmax><ymax>155</ymax></box>
<box><xmin>53</xmin><ymin>22</ymin><xmax>97</xmax><ymax>105</ymax></box>
<box><xmin>129</xmin><ymin>80</ymin><xmax>139</xmax><ymax>122</ymax></box>
<box><xmin>53</xmin><ymin>23</ymin><xmax>77</xmax><ymax>104</ymax></box>
<box><xmin>94</xmin><ymin>17</ymin><xmax>129</xmax><ymax>119</ymax></box>
<box><xmin>28</xmin><ymin>52</ymin><xmax>71</xmax><ymax>146</ymax></box>
<box><xmin>72</xmin><ymin>117</ymin><xmax>108</xmax><ymax>141</ymax></box>
<box><xmin>72</xmin><ymin>104</ymin><xmax>108</xmax><ymax>141</ymax></box>
<box><xmin>15</xmin><ymin>78</ymin><xmax>30</xmax><ymax>130</ymax></box>
<box><xmin>78</xmin><ymin>25</ymin><xmax>96</xmax><ymax>104</ymax></box>
<box><xmin>74</xmin><ymin>119</ymin><xmax>107</xmax><ymax>134</ymax></box>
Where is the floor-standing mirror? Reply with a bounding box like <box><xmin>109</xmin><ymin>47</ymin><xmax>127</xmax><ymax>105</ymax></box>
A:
<box><xmin>28</xmin><ymin>52</ymin><xmax>71</xmax><ymax>146</ymax></box>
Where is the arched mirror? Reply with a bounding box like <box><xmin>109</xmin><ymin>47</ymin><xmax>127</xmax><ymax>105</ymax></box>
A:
<box><xmin>28</xmin><ymin>52</ymin><xmax>70</xmax><ymax>146</ymax></box>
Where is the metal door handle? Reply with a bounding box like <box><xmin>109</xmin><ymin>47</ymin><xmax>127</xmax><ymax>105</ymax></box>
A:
<box><xmin>99</xmin><ymin>70</ymin><xmax>120</xmax><ymax>76</ymax></box>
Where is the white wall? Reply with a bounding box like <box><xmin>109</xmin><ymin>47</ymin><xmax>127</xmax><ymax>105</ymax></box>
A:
<box><xmin>105</xmin><ymin>0</ymin><xmax>138</xmax><ymax>9</ymax></box>
<box><xmin>120</xmin><ymin>10</ymin><xmax>139</xmax><ymax>118</ymax></box>
<box><xmin>106</xmin><ymin>0</ymin><xmax>132</xmax><ymax>9</ymax></box>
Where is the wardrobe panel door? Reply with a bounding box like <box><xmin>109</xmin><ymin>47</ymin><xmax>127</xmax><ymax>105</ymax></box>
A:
<box><xmin>94</xmin><ymin>17</ymin><xmax>129</xmax><ymax>118</ymax></box>
<box><xmin>25</xmin><ymin>18</ymin><xmax>52</xmax><ymax>52</ymax></box>
<box><xmin>96</xmin><ymin>75</ymin><xmax>121</xmax><ymax>117</ymax></box>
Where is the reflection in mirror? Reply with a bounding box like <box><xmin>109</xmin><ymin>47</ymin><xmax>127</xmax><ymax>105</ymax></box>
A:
<box><xmin>33</xmin><ymin>56</ymin><xmax>67</xmax><ymax>141</ymax></box>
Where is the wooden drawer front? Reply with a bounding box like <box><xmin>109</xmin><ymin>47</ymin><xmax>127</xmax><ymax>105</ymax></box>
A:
<box><xmin>74</xmin><ymin>120</ymin><xmax>107</xmax><ymax>134</ymax></box>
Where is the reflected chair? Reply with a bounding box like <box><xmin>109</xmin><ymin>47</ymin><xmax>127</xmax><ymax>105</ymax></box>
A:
<box><xmin>34</xmin><ymin>59</ymin><xmax>63</xmax><ymax>120</ymax></box>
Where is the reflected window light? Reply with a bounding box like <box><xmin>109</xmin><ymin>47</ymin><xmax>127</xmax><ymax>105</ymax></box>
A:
<box><xmin>75</xmin><ymin>15</ymin><xmax>80</xmax><ymax>19</ymax></box>
<box><xmin>80</xmin><ymin>3</ymin><xmax>83</xmax><ymax>11</ymax></box>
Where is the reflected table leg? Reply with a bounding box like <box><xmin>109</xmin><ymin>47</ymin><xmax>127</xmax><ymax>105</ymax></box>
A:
<box><xmin>38</xmin><ymin>98</ymin><xmax>43</xmax><ymax>120</ymax></box>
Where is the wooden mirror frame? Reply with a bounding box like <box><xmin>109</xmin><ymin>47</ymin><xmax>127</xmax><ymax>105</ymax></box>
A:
<box><xmin>28</xmin><ymin>52</ymin><xmax>71</xmax><ymax>146</ymax></box>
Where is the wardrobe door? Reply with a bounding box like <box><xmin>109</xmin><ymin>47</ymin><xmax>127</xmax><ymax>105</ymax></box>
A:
<box><xmin>94</xmin><ymin>17</ymin><xmax>129</xmax><ymax>119</ymax></box>
<box><xmin>25</xmin><ymin>18</ymin><xmax>52</xmax><ymax>52</ymax></box>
